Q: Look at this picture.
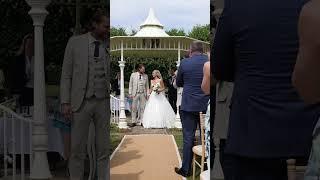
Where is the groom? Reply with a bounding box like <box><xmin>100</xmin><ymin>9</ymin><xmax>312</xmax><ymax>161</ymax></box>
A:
<box><xmin>129</xmin><ymin>64</ymin><xmax>149</xmax><ymax>127</ymax></box>
<box><xmin>60</xmin><ymin>11</ymin><xmax>110</xmax><ymax>180</ymax></box>
<box><xmin>175</xmin><ymin>42</ymin><xmax>209</xmax><ymax>177</ymax></box>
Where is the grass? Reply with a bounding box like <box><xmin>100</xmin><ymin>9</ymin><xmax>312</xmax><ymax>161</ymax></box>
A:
<box><xmin>110</xmin><ymin>123</ymin><xmax>126</xmax><ymax>155</ymax></box>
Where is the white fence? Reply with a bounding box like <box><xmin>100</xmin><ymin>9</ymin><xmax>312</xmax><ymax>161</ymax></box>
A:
<box><xmin>0</xmin><ymin>104</ymin><xmax>34</xmax><ymax>180</ymax></box>
<box><xmin>110</xmin><ymin>95</ymin><xmax>120</xmax><ymax>124</ymax></box>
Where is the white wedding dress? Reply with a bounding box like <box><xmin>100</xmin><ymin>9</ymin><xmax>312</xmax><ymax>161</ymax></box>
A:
<box><xmin>142</xmin><ymin>87</ymin><xmax>176</xmax><ymax>129</ymax></box>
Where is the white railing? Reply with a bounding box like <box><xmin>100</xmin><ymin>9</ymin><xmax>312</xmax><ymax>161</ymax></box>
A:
<box><xmin>110</xmin><ymin>95</ymin><xmax>120</xmax><ymax>124</ymax></box>
<box><xmin>0</xmin><ymin>104</ymin><xmax>34</xmax><ymax>180</ymax></box>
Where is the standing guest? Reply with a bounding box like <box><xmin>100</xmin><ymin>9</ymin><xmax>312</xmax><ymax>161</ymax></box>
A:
<box><xmin>10</xmin><ymin>33</ymin><xmax>34</xmax><ymax>107</ymax></box>
<box><xmin>112</xmin><ymin>72</ymin><xmax>120</xmax><ymax>96</ymax></box>
<box><xmin>0</xmin><ymin>69</ymin><xmax>6</xmax><ymax>102</ymax></box>
<box><xmin>60</xmin><ymin>11</ymin><xmax>110</xmax><ymax>180</ymax></box>
<box><xmin>173</xmin><ymin>51</ymin><xmax>192</xmax><ymax>112</ymax></box>
<box><xmin>201</xmin><ymin>52</ymin><xmax>211</xmax><ymax>170</ymax></box>
<box><xmin>292</xmin><ymin>2</ymin><xmax>320</xmax><ymax>179</ymax></box>
<box><xmin>213</xmin><ymin>0</ymin><xmax>320</xmax><ymax>179</ymax></box>
<box><xmin>167</xmin><ymin>68</ymin><xmax>177</xmax><ymax>113</ymax></box>
<box><xmin>292</xmin><ymin>0</ymin><xmax>320</xmax><ymax>104</ymax></box>
<box><xmin>128</xmin><ymin>64</ymin><xmax>149</xmax><ymax>127</ymax></box>
<box><xmin>175</xmin><ymin>41</ymin><xmax>209</xmax><ymax>177</ymax></box>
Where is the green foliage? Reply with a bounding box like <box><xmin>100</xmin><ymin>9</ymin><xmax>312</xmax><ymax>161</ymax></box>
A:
<box><xmin>166</xmin><ymin>28</ymin><xmax>186</xmax><ymax>36</ymax></box>
<box><xmin>0</xmin><ymin>1</ymin><xmax>107</xmax><ymax>85</ymax></box>
<box><xmin>111</xmin><ymin>27</ymin><xmax>127</xmax><ymax>37</ymax></box>
<box><xmin>111</xmin><ymin>56</ymin><xmax>177</xmax><ymax>83</ymax></box>
<box><xmin>188</xmin><ymin>24</ymin><xmax>210</xmax><ymax>42</ymax></box>
<box><xmin>0</xmin><ymin>0</ymin><xmax>33</xmax><ymax>68</ymax></box>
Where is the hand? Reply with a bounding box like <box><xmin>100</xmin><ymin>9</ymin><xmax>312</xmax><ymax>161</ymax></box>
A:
<box><xmin>61</xmin><ymin>103</ymin><xmax>72</xmax><ymax>120</ymax></box>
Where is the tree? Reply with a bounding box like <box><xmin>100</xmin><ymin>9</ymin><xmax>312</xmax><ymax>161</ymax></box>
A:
<box><xmin>166</xmin><ymin>28</ymin><xmax>186</xmax><ymax>36</ymax></box>
<box><xmin>111</xmin><ymin>27</ymin><xmax>127</xmax><ymax>37</ymax></box>
<box><xmin>130</xmin><ymin>29</ymin><xmax>137</xmax><ymax>36</ymax></box>
<box><xmin>188</xmin><ymin>24</ymin><xmax>210</xmax><ymax>42</ymax></box>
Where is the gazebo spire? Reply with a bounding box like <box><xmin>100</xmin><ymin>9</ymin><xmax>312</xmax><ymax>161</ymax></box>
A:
<box><xmin>140</xmin><ymin>8</ymin><xmax>163</xmax><ymax>28</ymax></box>
<box><xmin>134</xmin><ymin>8</ymin><xmax>169</xmax><ymax>37</ymax></box>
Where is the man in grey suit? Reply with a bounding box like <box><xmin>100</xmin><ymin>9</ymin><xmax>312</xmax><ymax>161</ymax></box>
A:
<box><xmin>60</xmin><ymin>12</ymin><xmax>110</xmax><ymax>180</ymax></box>
<box><xmin>128</xmin><ymin>64</ymin><xmax>149</xmax><ymax>127</ymax></box>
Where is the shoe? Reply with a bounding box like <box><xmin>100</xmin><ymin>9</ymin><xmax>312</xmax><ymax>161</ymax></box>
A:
<box><xmin>128</xmin><ymin>123</ymin><xmax>136</xmax><ymax>127</ymax></box>
<box><xmin>174</xmin><ymin>167</ymin><xmax>191</xmax><ymax>177</ymax></box>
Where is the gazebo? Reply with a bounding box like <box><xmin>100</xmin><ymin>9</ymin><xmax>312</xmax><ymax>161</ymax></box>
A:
<box><xmin>110</xmin><ymin>8</ymin><xmax>210</xmax><ymax>129</ymax></box>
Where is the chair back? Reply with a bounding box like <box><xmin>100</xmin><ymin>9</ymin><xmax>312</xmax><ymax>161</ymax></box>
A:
<box><xmin>199</xmin><ymin>112</ymin><xmax>206</xmax><ymax>157</ymax></box>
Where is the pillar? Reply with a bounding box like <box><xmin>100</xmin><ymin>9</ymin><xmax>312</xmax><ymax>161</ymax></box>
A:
<box><xmin>26</xmin><ymin>0</ymin><xmax>52</xmax><ymax>179</ymax></box>
<box><xmin>74</xmin><ymin>0</ymin><xmax>81</xmax><ymax>35</ymax></box>
<box><xmin>175</xmin><ymin>41</ymin><xmax>182</xmax><ymax>129</ymax></box>
<box><xmin>118</xmin><ymin>40</ymin><xmax>128</xmax><ymax>129</ymax></box>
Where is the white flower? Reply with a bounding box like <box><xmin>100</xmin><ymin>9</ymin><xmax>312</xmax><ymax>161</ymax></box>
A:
<box><xmin>152</xmin><ymin>82</ymin><xmax>161</xmax><ymax>92</ymax></box>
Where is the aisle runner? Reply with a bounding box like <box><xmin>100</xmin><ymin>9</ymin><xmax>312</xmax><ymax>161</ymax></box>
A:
<box><xmin>110</xmin><ymin>134</ymin><xmax>183</xmax><ymax>180</ymax></box>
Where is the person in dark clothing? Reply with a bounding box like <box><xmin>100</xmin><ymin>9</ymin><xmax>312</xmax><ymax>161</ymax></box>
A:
<box><xmin>166</xmin><ymin>68</ymin><xmax>177</xmax><ymax>113</ymax></box>
<box><xmin>213</xmin><ymin>0</ymin><xmax>320</xmax><ymax>179</ymax></box>
<box><xmin>9</xmin><ymin>33</ymin><xmax>34</xmax><ymax>106</ymax></box>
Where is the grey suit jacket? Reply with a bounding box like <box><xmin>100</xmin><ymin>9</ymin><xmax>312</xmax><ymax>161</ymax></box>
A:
<box><xmin>214</xmin><ymin>81</ymin><xmax>233</xmax><ymax>139</ymax></box>
<box><xmin>128</xmin><ymin>72</ymin><xmax>149</xmax><ymax>97</ymax></box>
<box><xmin>60</xmin><ymin>33</ymin><xmax>110</xmax><ymax>112</ymax></box>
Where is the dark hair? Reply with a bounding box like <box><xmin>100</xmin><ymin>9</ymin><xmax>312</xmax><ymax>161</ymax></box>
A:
<box><xmin>136</xmin><ymin>64</ymin><xmax>145</xmax><ymax>71</ymax></box>
<box><xmin>88</xmin><ymin>10</ymin><xmax>106</xmax><ymax>31</ymax></box>
<box><xmin>183</xmin><ymin>51</ymin><xmax>190</xmax><ymax>59</ymax></box>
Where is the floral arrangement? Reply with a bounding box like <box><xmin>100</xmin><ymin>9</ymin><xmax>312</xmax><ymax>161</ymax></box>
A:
<box><xmin>152</xmin><ymin>82</ymin><xmax>161</xmax><ymax>94</ymax></box>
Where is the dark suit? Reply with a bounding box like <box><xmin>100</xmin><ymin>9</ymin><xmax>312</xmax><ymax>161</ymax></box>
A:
<box><xmin>213</xmin><ymin>0</ymin><xmax>320</xmax><ymax>179</ymax></box>
<box><xmin>166</xmin><ymin>75</ymin><xmax>177</xmax><ymax>113</ymax></box>
<box><xmin>176</xmin><ymin>54</ymin><xmax>209</xmax><ymax>174</ymax></box>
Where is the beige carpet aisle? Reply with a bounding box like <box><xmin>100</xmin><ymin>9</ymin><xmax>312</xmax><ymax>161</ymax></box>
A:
<box><xmin>110</xmin><ymin>134</ymin><xmax>183</xmax><ymax>180</ymax></box>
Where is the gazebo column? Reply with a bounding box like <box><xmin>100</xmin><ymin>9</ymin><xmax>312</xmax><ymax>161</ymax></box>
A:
<box><xmin>26</xmin><ymin>0</ymin><xmax>52</xmax><ymax>179</ymax></box>
<box><xmin>175</xmin><ymin>41</ymin><xmax>182</xmax><ymax>129</ymax></box>
<box><xmin>118</xmin><ymin>40</ymin><xmax>128</xmax><ymax>129</ymax></box>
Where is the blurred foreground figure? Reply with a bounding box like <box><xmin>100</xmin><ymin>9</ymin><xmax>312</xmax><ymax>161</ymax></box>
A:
<box><xmin>213</xmin><ymin>0</ymin><xmax>320</xmax><ymax>179</ymax></box>
<box><xmin>292</xmin><ymin>1</ymin><xmax>320</xmax><ymax>179</ymax></box>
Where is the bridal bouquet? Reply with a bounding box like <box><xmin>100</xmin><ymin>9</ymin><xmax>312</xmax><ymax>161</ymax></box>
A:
<box><xmin>153</xmin><ymin>82</ymin><xmax>161</xmax><ymax>94</ymax></box>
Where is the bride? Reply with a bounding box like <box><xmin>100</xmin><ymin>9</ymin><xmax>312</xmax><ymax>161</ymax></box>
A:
<box><xmin>142</xmin><ymin>70</ymin><xmax>176</xmax><ymax>128</ymax></box>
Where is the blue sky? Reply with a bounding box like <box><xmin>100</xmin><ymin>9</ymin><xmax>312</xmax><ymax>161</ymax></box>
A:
<box><xmin>110</xmin><ymin>0</ymin><xmax>210</xmax><ymax>34</ymax></box>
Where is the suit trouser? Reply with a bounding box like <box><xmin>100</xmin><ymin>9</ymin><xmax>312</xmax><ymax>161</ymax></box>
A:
<box><xmin>69</xmin><ymin>97</ymin><xmax>110</xmax><ymax>180</ymax></box>
<box><xmin>131</xmin><ymin>92</ymin><xmax>146</xmax><ymax>123</ymax></box>
<box><xmin>180</xmin><ymin>110</ymin><xmax>200</xmax><ymax>173</ymax></box>
<box><xmin>168</xmin><ymin>95</ymin><xmax>177</xmax><ymax>113</ymax></box>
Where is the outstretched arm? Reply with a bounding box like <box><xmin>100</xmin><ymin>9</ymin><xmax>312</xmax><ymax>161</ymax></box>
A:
<box><xmin>159</xmin><ymin>79</ymin><xmax>166</xmax><ymax>92</ymax></box>
<box><xmin>149</xmin><ymin>80</ymin><xmax>153</xmax><ymax>95</ymax></box>
<box><xmin>128</xmin><ymin>73</ymin><xmax>134</xmax><ymax>97</ymax></box>
<box><xmin>201</xmin><ymin>62</ymin><xmax>211</xmax><ymax>95</ymax></box>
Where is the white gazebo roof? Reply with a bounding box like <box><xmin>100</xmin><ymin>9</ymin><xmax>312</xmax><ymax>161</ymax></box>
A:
<box><xmin>134</xmin><ymin>8</ymin><xmax>169</xmax><ymax>37</ymax></box>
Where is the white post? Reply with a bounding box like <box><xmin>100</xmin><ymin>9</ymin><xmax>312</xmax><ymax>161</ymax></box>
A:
<box><xmin>175</xmin><ymin>41</ymin><xmax>182</xmax><ymax>129</ymax></box>
<box><xmin>118</xmin><ymin>40</ymin><xmax>128</xmax><ymax>129</ymax></box>
<box><xmin>26</xmin><ymin>0</ymin><xmax>52</xmax><ymax>179</ymax></box>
